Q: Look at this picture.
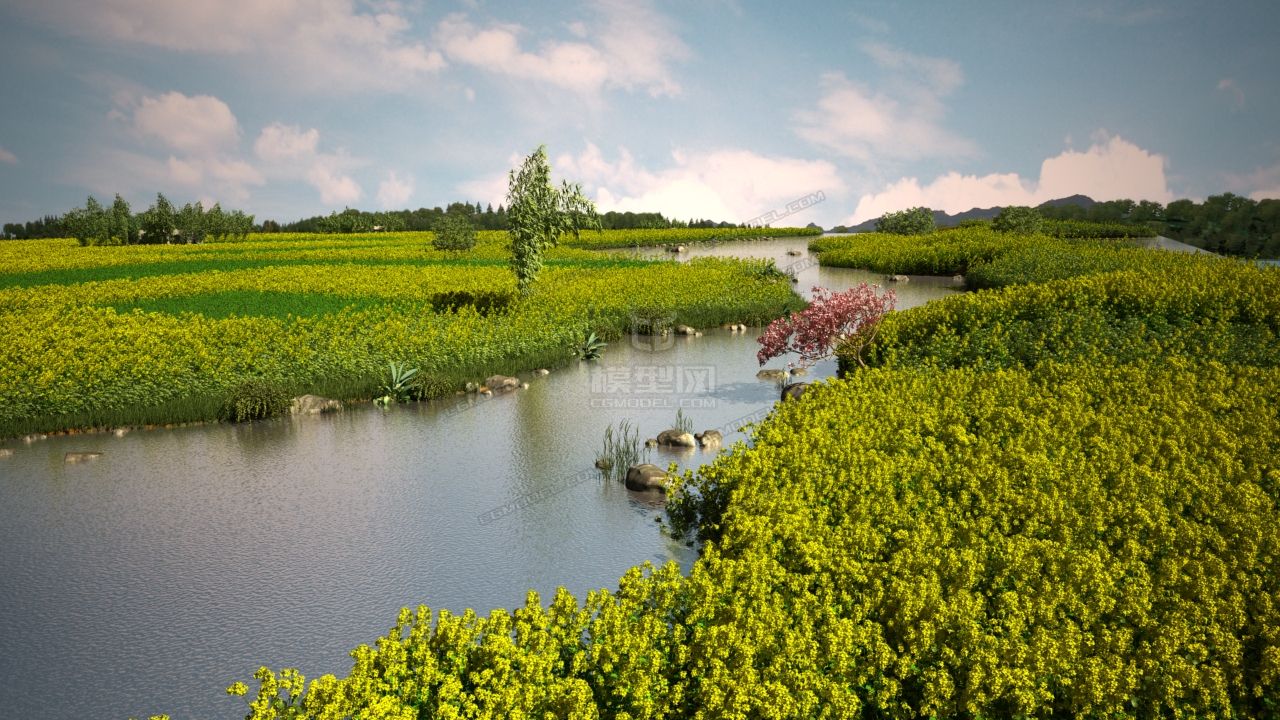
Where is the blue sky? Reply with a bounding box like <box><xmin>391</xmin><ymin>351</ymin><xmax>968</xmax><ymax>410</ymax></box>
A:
<box><xmin>1</xmin><ymin>0</ymin><xmax>1277</xmax><ymax>228</ymax></box>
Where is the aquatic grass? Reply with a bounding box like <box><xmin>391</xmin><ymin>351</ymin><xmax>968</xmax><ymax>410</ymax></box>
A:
<box><xmin>596</xmin><ymin>419</ymin><xmax>648</xmax><ymax>483</ymax></box>
<box><xmin>673</xmin><ymin>408</ymin><xmax>693</xmax><ymax>434</ymax></box>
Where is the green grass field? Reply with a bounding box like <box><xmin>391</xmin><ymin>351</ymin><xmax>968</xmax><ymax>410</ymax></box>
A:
<box><xmin>0</xmin><ymin>230</ymin><xmax>807</xmax><ymax>438</ymax></box>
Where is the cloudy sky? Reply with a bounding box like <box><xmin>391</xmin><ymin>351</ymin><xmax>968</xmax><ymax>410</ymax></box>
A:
<box><xmin>1</xmin><ymin>0</ymin><xmax>1277</xmax><ymax>228</ymax></box>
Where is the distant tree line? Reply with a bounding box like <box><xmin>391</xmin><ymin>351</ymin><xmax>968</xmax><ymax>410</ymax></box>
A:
<box><xmin>268</xmin><ymin>203</ymin><xmax>744</xmax><ymax>234</ymax></box>
<box><xmin>3</xmin><ymin>193</ymin><xmax>254</xmax><ymax>245</ymax></box>
<box><xmin>6</xmin><ymin>198</ymin><xmax>762</xmax><ymax>241</ymax></box>
<box><xmin>831</xmin><ymin>194</ymin><xmax>1279</xmax><ymax>258</ymax></box>
<box><xmin>1039</xmin><ymin>194</ymin><xmax>1280</xmax><ymax>257</ymax></box>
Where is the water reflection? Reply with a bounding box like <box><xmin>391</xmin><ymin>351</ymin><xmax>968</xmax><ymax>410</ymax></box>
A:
<box><xmin>0</xmin><ymin>238</ymin><xmax>959</xmax><ymax>720</ymax></box>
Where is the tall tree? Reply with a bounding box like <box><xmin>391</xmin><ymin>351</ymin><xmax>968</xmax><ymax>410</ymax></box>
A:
<box><xmin>109</xmin><ymin>194</ymin><xmax>136</xmax><ymax>245</ymax></box>
<box><xmin>505</xmin><ymin>145</ymin><xmax>600</xmax><ymax>292</ymax></box>
<box><xmin>141</xmin><ymin>193</ymin><xmax>176</xmax><ymax>244</ymax></box>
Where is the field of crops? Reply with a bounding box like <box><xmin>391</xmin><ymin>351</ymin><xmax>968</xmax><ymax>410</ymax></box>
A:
<box><xmin>0</xmin><ymin>231</ymin><xmax>803</xmax><ymax>438</ymax></box>
<box><xmin>222</xmin><ymin>231</ymin><xmax>1280</xmax><ymax>718</ymax></box>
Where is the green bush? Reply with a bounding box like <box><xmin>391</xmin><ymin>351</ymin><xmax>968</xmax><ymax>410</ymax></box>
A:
<box><xmin>219</xmin><ymin>379</ymin><xmax>290</xmax><ymax>422</ymax></box>
<box><xmin>991</xmin><ymin>205</ymin><xmax>1042</xmax><ymax>234</ymax></box>
<box><xmin>432</xmin><ymin>212</ymin><xmax>477</xmax><ymax>251</ymax></box>
<box><xmin>409</xmin><ymin>374</ymin><xmax>455</xmax><ymax>401</ymax></box>
<box><xmin>875</xmin><ymin>206</ymin><xmax>936</xmax><ymax>235</ymax></box>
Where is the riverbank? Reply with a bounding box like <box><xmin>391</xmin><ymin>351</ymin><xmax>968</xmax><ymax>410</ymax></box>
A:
<box><xmin>0</xmin><ymin>231</ymin><xmax>809</xmax><ymax>439</ymax></box>
<box><xmin>223</xmin><ymin>233</ymin><xmax>1279</xmax><ymax>719</ymax></box>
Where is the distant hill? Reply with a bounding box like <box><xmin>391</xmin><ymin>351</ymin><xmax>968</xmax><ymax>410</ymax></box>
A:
<box><xmin>836</xmin><ymin>195</ymin><xmax>1098</xmax><ymax>232</ymax></box>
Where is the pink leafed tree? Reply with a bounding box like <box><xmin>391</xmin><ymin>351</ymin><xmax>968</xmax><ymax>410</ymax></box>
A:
<box><xmin>757</xmin><ymin>284</ymin><xmax>896</xmax><ymax>369</ymax></box>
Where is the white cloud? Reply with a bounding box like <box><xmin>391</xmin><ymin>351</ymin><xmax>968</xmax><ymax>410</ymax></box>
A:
<box><xmin>124</xmin><ymin>91</ymin><xmax>264</xmax><ymax>201</ymax></box>
<box><xmin>530</xmin><ymin>143</ymin><xmax>846</xmax><ymax>224</ymax></box>
<box><xmin>307</xmin><ymin>162</ymin><xmax>362</xmax><ymax>205</ymax></box>
<box><xmin>1224</xmin><ymin>162</ymin><xmax>1280</xmax><ymax>201</ymax></box>
<box><xmin>377</xmin><ymin>171</ymin><xmax>414</xmax><ymax>208</ymax></box>
<box><xmin>847</xmin><ymin>133</ymin><xmax>1172</xmax><ymax>223</ymax></box>
<box><xmin>252</xmin><ymin>122</ymin><xmax>366</xmax><ymax>206</ymax></box>
<box><xmin>254</xmin><ymin>123</ymin><xmax>320</xmax><ymax>162</ymax></box>
<box><xmin>11</xmin><ymin>0</ymin><xmax>445</xmax><ymax>93</ymax></box>
<box><xmin>133</xmin><ymin>92</ymin><xmax>240</xmax><ymax>153</ymax></box>
<box><xmin>0</xmin><ymin>146</ymin><xmax>17</xmax><ymax>165</ymax></box>
<box><xmin>436</xmin><ymin>0</ymin><xmax>687</xmax><ymax>97</ymax></box>
<box><xmin>795</xmin><ymin>43</ymin><xmax>975</xmax><ymax>167</ymax></box>
<box><xmin>1037</xmin><ymin>134</ymin><xmax>1171</xmax><ymax>204</ymax></box>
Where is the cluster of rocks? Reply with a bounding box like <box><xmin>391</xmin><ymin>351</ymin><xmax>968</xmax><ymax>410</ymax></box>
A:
<box><xmin>625</xmin><ymin>427</ymin><xmax>725</xmax><ymax>492</ymax></box>
<box><xmin>722</xmin><ymin>323</ymin><xmax>750</xmax><ymax>333</ymax></box>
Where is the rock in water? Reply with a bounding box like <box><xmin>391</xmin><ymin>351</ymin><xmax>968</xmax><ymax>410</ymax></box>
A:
<box><xmin>484</xmin><ymin>375</ymin><xmax>520</xmax><ymax>393</ymax></box>
<box><xmin>290</xmin><ymin>395</ymin><xmax>343</xmax><ymax>415</ymax></box>
<box><xmin>781</xmin><ymin>382</ymin><xmax>810</xmax><ymax>402</ymax></box>
<box><xmin>625</xmin><ymin>464</ymin><xmax>669</xmax><ymax>492</ymax></box>
<box><xmin>695</xmin><ymin>429</ymin><xmax>723</xmax><ymax>448</ymax></box>
<box><xmin>888</xmin><ymin>274</ymin><xmax>910</xmax><ymax>283</ymax></box>
<box><xmin>65</xmin><ymin>451</ymin><xmax>103</xmax><ymax>464</ymax></box>
<box><xmin>756</xmin><ymin>369</ymin><xmax>789</xmax><ymax>382</ymax></box>
<box><xmin>656</xmin><ymin>429</ymin><xmax>697</xmax><ymax>448</ymax></box>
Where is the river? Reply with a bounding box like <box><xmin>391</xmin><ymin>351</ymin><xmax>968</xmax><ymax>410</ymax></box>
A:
<box><xmin>0</xmin><ymin>238</ymin><xmax>959</xmax><ymax>719</ymax></box>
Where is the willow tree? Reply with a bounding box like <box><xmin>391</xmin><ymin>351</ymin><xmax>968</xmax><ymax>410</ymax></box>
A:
<box><xmin>506</xmin><ymin>145</ymin><xmax>599</xmax><ymax>292</ymax></box>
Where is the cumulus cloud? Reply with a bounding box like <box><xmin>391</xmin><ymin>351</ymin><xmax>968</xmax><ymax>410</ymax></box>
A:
<box><xmin>0</xmin><ymin>146</ymin><xmax>17</xmax><ymax>165</ymax></box>
<box><xmin>436</xmin><ymin>0</ymin><xmax>688</xmax><ymax>97</ymax></box>
<box><xmin>308</xmin><ymin>162</ymin><xmax>362</xmax><ymax>205</ymax></box>
<box><xmin>9</xmin><ymin>0</ymin><xmax>445</xmax><ymax>93</ymax></box>
<box><xmin>123</xmin><ymin>91</ymin><xmax>263</xmax><ymax>201</ymax></box>
<box><xmin>846</xmin><ymin>133</ymin><xmax>1172</xmax><ymax>223</ymax></box>
<box><xmin>254</xmin><ymin>123</ymin><xmax>320</xmax><ymax>162</ymax></box>
<box><xmin>133</xmin><ymin>92</ymin><xmax>240</xmax><ymax>153</ymax></box>
<box><xmin>460</xmin><ymin>143</ymin><xmax>844</xmax><ymax>225</ymax></box>
<box><xmin>377</xmin><ymin>171</ymin><xmax>414</xmax><ymax>208</ymax></box>
<box><xmin>796</xmin><ymin>44</ymin><xmax>974</xmax><ymax>166</ymax></box>
<box><xmin>1224</xmin><ymin>162</ymin><xmax>1280</xmax><ymax>201</ymax></box>
<box><xmin>252</xmin><ymin>123</ymin><xmax>364</xmax><ymax>206</ymax></box>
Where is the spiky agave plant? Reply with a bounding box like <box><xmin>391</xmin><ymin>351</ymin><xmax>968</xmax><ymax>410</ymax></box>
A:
<box><xmin>576</xmin><ymin>331</ymin><xmax>607</xmax><ymax>360</ymax></box>
<box><xmin>375</xmin><ymin>362</ymin><xmax>419</xmax><ymax>406</ymax></box>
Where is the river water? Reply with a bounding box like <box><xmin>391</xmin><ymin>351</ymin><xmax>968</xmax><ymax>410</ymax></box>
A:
<box><xmin>0</xmin><ymin>238</ymin><xmax>959</xmax><ymax>720</ymax></box>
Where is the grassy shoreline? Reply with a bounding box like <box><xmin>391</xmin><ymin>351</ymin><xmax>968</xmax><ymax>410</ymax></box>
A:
<box><xmin>0</xmin><ymin>231</ymin><xmax>804</xmax><ymax>440</ymax></box>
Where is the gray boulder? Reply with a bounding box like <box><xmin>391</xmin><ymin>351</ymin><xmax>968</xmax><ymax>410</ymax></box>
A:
<box><xmin>625</xmin><ymin>464</ymin><xmax>669</xmax><ymax>492</ymax></box>
<box><xmin>291</xmin><ymin>395</ymin><xmax>343</xmax><ymax>415</ymax></box>
<box><xmin>484</xmin><ymin>375</ymin><xmax>521</xmax><ymax>393</ymax></box>
<box><xmin>781</xmin><ymin>382</ymin><xmax>810</xmax><ymax>401</ymax></box>
<box><xmin>757</xmin><ymin>369</ymin><xmax>789</xmax><ymax>382</ymax></box>
<box><xmin>656</xmin><ymin>429</ymin><xmax>697</xmax><ymax>448</ymax></box>
<box><xmin>695</xmin><ymin>429</ymin><xmax>723</xmax><ymax>448</ymax></box>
